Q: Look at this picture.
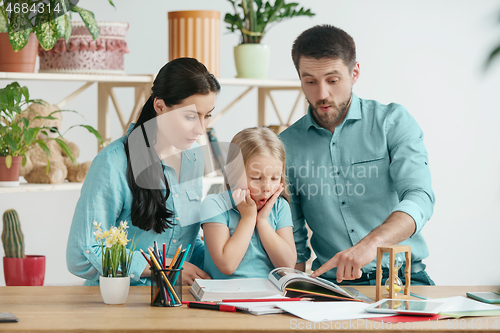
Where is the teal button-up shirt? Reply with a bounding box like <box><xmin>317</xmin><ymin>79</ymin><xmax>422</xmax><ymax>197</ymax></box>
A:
<box><xmin>279</xmin><ymin>94</ymin><xmax>435</xmax><ymax>279</ymax></box>
<box><xmin>66</xmin><ymin>125</ymin><xmax>205</xmax><ymax>286</ymax></box>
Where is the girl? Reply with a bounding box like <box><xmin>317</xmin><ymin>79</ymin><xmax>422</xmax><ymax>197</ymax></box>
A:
<box><xmin>66</xmin><ymin>58</ymin><xmax>220</xmax><ymax>285</ymax></box>
<box><xmin>201</xmin><ymin>127</ymin><xmax>297</xmax><ymax>279</ymax></box>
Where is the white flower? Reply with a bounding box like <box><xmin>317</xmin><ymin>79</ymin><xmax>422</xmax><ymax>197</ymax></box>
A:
<box><xmin>94</xmin><ymin>230</ymin><xmax>104</xmax><ymax>241</ymax></box>
<box><xmin>105</xmin><ymin>236</ymin><xmax>115</xmax><ymax>248</ymax></box>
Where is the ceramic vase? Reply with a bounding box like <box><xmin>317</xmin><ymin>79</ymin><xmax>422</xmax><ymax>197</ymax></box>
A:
<box><xmin>99</xmin><ymin>275</ymin><xmax>130</xmax><ymax>304</ymax></box>
<box><xmin>234</xmin><ymin>43</ymin><xmax>270</xmax><ymax>79</ymax></box>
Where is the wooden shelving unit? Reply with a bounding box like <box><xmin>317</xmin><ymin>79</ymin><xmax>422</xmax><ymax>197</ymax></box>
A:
<box><xmin>1</xmin><ymin>72</ymin><xmax>306</xmax><ymax>193</ymax></box>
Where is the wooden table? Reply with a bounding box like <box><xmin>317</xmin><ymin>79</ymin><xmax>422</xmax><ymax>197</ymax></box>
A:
<box><xmin>0</xmin><ymin>286</ymin><xmax>499</xmax><ymax>332</ymax></box>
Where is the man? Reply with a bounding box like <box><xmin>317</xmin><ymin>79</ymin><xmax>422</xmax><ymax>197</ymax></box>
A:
<box><xmin>279</xmin><ymin>25</ymin><xmax>435</xmax><ymax>285</ymax></box>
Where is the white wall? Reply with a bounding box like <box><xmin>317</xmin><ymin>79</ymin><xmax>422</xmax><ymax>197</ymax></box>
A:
<box><xmin>1</xmin><ymin>0</ymin><xmax>499</xmax><ymax>286</ymax></box>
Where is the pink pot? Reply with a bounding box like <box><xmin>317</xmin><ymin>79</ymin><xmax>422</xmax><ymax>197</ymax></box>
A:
<box><xmin>3</xmin><ymin>255</ymin><xmax>46</xmax><ymax>286</ymax></box>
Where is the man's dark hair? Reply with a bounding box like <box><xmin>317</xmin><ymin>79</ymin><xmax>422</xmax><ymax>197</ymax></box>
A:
<box><xmin>291</xmin><ymin>24</ymin><xmax>356</xmax><ymax>74</ymax></box>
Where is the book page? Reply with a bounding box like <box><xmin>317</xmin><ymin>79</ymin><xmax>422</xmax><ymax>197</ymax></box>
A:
<box><xmin>199</xmin><ymin>278</ymin><xmax>278</xmax><ymax>293</ymax></box>
<box><xmin>268</xmin><ymin>267</ymin><xmax>353</xmax><ymax>299</ymax></box>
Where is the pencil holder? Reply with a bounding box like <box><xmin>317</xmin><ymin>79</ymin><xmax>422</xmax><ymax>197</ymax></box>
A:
<box><xmin>150</xmin><ymin>267</ymin><xmax>182</xmax><ymax>307</ymax></box>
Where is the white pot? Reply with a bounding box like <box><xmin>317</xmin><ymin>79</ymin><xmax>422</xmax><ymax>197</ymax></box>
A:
<box><xmin>99</xmin><ymin>275</ymin><xmax>130</xmax><ymax>305</ymax></box>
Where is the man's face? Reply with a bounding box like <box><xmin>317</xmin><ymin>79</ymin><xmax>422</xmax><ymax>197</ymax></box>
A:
<box><xmin>299</xmin><ymin>57</ymin><xmax>360</xmax><ymax>131</ymax></box>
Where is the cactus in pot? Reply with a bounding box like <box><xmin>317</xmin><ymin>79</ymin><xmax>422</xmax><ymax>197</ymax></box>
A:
<box><xmin>1</xmin><ymin>209</ymin><xmax>25</xmax><ymax>258</ymax></box>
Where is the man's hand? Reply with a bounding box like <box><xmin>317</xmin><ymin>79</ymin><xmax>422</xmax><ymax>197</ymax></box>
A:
<box><xmin>310</xmin><ymin>211</ymin><xmax>416</xmax><ymax>282</ymax></box>
<box><xmin>181</xmin><ymin>262</ymin><xmax>211</xmax><ymax>286</ymax></box>
<box><xmin>310</xmin><ymin>241</ymin><xmax>378</xmax><ymax>283</ymax></box>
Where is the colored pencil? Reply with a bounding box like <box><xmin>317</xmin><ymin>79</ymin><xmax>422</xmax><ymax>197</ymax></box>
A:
<box><xmin>147</xmin><ymin>248</ymin><xmax>180</xmax><ymax>304</ymax></box>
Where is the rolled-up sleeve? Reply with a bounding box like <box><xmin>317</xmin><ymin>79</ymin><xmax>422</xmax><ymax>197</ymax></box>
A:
<box><xmin>386</xmin><ymin>105</ymin><xmax>435</xmax><ymax>234</ymax></box>
<box><xmin>66</xmin><ymin>146</ymin><xmax>133</xmax><ymax>283</ymax></box>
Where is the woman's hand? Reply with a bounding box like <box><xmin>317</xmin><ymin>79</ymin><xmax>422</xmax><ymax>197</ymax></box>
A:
<box><xmin>181</xmin><ymin>262</ymin><xmax>211</xmax><ymax>285</ymax></box>
<box><xmin>232</xmin><ymin>188</ymin><xmax>257</xmax><ymax>222</ymax></box>
<box><xmin>256</xmin><ymin>184</ymin><xmax>283</xmax><ymax>226</ymax></box>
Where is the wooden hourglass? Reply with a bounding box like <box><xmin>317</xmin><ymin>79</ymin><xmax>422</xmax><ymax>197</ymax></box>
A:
<box><xmin>376</xmin><ymin>245</ymin><xmax>411</xmax><ymax>301</ymax></box>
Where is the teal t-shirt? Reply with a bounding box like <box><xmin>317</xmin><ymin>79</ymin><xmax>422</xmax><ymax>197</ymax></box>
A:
<box><xmin>201</xmin><ymin>192</ymin><xmax>293</xmax><ymax>279</ymax></box>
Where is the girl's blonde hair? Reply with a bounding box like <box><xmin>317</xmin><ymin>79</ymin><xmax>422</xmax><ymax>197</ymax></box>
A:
<box><xmin>224</xmin><ymin>127</ymin><xmax>289</xmax><ymax>202</ymax></box>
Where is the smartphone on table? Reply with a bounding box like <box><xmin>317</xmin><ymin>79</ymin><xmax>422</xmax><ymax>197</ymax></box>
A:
<box><xmin>466</xmin><ymin>291</ymin><xmax>500</xmax><ymax>304</ymax></box>
<box><xmin>0</xmin><ymin>312</ymin><xmax>19</xmax><ymax>323</ymax></box>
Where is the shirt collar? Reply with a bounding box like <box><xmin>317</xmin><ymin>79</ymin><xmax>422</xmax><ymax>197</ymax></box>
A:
<box><xmin>305</xmin><ymin>93</ymin><xmax>362</xmax><ymax>131</ymax></box>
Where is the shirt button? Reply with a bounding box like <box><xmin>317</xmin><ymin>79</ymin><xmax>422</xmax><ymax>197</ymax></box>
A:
<box><xmin>175</xmin><ymin>217</ymin><xmax>179</xmax><ymax>221</ymax></box>
<box><xmin>331</xmin><ymin>142</ymin><xmax>335</xmax><ymax>145</ymax></box>
<box><xmin>172</xmin><ymin>239</ymin><xmax>177</xmax><ymax>244</ymax></box>
<box><xmin>85</xmin><ymin>250</ymin><xmax>90</xmax><ymax>254</ymax></box>
<box><xmin>130</xmin><ymin>274</ymin><xmax>135</xmax><ymax>278</ymax></box>
<box><xmin>350</xmin><ymin>229</ymin><xmax>355</xmax><ymax>233</ymax></box>
<box><xmin>174</xmin><ymin>194</ymin><xmax>179</xmax><ymax>198</ymax></box>
<box><xmin>341</xmin><ymin>201</ymin><xmax>346</xmax><ymax>205</ymax></box>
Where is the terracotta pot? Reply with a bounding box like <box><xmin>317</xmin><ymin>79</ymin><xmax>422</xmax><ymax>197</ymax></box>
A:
<box><xmin>168</xmin><ymin>11</ymin><xmax>220</xmax><ymax>77</ymax></box>
<box><xmin>3</xmin><ymin>255</ymin><xmax>46</xmax><ymax>286</ymax></box>
<box><xmin>0</xmin><ymin>156</ymin><xmax>23</xmax><ymax>187</ymax></box>
<box><xmin>0</xmin><ymin>33</ymin><xmax>38</xmax><ymax>73</ymax></box>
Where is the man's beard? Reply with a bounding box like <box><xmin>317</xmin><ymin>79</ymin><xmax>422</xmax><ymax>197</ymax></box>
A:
<box><xmin>309</xmin><ymin>93</ymin><xmax>352</xmax><ymax>128</ymax></box>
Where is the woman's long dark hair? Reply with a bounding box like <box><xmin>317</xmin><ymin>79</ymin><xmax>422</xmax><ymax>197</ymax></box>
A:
<box><xmin>124</xmin><ymin>58</ymin><xmax>220</xmax><ymax>233</ymax></box>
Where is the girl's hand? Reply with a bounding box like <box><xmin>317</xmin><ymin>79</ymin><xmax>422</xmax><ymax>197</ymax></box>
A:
<box><xmin>181</xmin><ymin>262</ymin><xmax>211</xmax><ymax>285</ymax></box>
<box><xmin>233</xmin><ymin>188</ymin><xmax>257</xmax><ymax>221</ymax></box>
<box><xmin>256</xmin><ymin>184</ymin><xmax>284</xmax><ymax>225</ymax></box>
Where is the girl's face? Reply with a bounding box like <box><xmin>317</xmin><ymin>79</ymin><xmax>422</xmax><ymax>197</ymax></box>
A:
<box><xmin>154</xmin><ymin>92</ymin><xmax>216</xmax><ymax>153</ymax></box>
<box><xmin>245</xmin><ymin>154</ymin><xmax>283</xmax><ymax>210</ymax></box>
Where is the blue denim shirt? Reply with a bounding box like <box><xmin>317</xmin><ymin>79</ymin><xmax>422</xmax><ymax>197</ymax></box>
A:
<box><xmin>279</xmin><ymin>94</ymin><xmax>435</xmax><ymax>279</ymax></box>
<box><xmin>66</xmin><ymin>125</ymin><xmax>205</xmax><ymax>285</ymax></box>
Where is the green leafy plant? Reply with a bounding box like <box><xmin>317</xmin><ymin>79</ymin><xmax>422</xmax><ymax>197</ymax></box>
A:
<box><xmin>0</xmin><ymin>0</ymin><xmax>115</xmax><ymax>52</ymax></box>
<box><xmin>93</xmin><ymin>221</ymin><xmax>138</xmax><ymax>278</ymax></box>
<box><xmin>0</xmin><ymin>81</ymin><xmax>102</xmax><ymax>171</ymax></box>
<box><xmin>224</xmin><ymin>0</ymin><xmax>315</xmax><ymax>44</ymax></box>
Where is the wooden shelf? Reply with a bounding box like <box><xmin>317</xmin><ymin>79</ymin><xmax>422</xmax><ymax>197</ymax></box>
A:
<box><xmin>0</xmin><ymin>72</ymin><xmax>154</xmax><ymax>83</ymax></box>
<box><xmin>217</xmin><ymin>77</ymin><xmax>301</xmax><ymax>88</ymax></box>
<box><xmin>0</xmin><ymin>182</ymin><xmax>83</xmax><ymax>194</ymax></box>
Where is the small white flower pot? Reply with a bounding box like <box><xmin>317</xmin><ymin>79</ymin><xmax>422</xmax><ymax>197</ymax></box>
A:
<box><xmin>99</xmin><ymin>275</ymin><xmax>130</xmax><ymax>304</ymax></box>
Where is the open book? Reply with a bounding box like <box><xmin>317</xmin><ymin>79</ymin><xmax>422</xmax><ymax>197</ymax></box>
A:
<box><xmin>189</xmin><ymin>267</ymin><xmax>361</xmax><ymax>302</ymax></box>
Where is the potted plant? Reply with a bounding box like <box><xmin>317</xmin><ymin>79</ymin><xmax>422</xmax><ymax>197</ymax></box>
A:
<box><xmin>1</xmin><ymin>209</ymin><xmax>45</xmax><ymax>286</ymax></box>
<box><xmin>93</xmin><ymin>221</ymin><xmax>138</xmax><ymax>304</ymax></box>
<box><xmin>0</xmin><ymin>0</ymin><xmax>113</xmax><ymax>72</ymax></box>
<box><xmin>224</xmin><ymin>0</ymin><xmax>315</xmax><ymax>79</ymax></box>
<box><xmin>0</xmin><ymin>81</ymin><xmax>102</xmax><ymax>186</ymax></box>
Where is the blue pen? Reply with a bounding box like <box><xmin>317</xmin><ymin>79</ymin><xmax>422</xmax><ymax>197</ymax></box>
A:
<box><xmin>171</xmin><ymin>243</ymin><xmax>191</xmax><ymax>286</ymax></box>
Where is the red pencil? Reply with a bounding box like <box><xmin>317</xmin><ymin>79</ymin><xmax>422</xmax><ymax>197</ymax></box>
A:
<box><xmin>139</xmin><ymin>248</ymin><xmax>152</xmax><ymax>266</ymax></box>
<box><xmin>221</xmin><ymin>297</ymin><xmax>312</xmax><ymax>303</ymax></box>
<box><xmin>162</xmin><ymin>243</ymin><xmax>166</xmax><ymax>269</ymax></box>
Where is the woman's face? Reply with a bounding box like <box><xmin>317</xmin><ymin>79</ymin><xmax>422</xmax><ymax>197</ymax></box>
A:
<box><xmin>154</xmin><ymin>92</ymin><xmax>216</xmax><ymax>153</ymax></box>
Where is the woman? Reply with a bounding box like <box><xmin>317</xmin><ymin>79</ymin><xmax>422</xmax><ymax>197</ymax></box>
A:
<box><xmin>66</xmin><ymin>58</ymin><xmax>220</xmax><ymax>285</ymax></box>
